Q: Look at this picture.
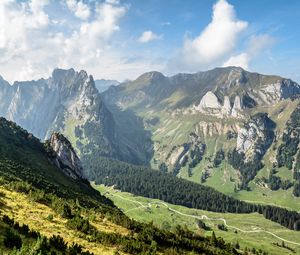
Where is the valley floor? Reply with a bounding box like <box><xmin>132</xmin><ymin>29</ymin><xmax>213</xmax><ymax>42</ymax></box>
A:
<box><xmin>94</xmin><ymin>184</ymin><xmax>300</xmax><ymax>255</ymax></box>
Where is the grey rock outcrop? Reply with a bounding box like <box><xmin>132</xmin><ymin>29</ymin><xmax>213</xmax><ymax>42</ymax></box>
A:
<box><xmin>236</xmin><ymin>113</ymin><xmax>275</xmax><ymax>161</ymax></box>
<box><xmin>195</xmin><ymin>91</ymin><xmax>244</xmax><ymax>118</ymax></box>
<box><xmin>49</xmin><ymin>132</ymin><xmax>83</xmax><ymax>180</ymax></box>
<box><xmin>195</xmin><ymin>91</ymin><xmax>222</xmax><ymax>114</ymax></box>
<box><xmin>231</xmin><ymin>95</ymin><xmax>243</xmax><ymax>118</ymax></box>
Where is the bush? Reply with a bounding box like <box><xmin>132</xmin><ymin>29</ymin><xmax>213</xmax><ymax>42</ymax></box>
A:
<box><xmin>46</xmin><ymin>214</ymin><xmax>54</xmax><ymax>221</ymax></box>
<box><xmin>3</xmin><ymin>228</ymin><xmax>22</xmax><ymax>249</ymax></box>
<box><xmin>68</xmin><ymin>243</ymin><xmax>83</xmax><ymax>255</ymax></box>
<box><xmin>51</xmin><ymin>198</ymin><xmax>73</xmax><ymax>219</ymax></box>
<box><xmin>49</xmin><ymin>235</ymin><xmax>67</xmax><ymax>252</ymax></box>
<box><xmin>9</xmin><ymin>181</ymin><xmax>32</xmax><ymax>194</ymax></box>
<box><xmin>217</xmin><ymin>224</ymin><xmax>228</xmax><ymax>231</ymax></box>
<box><xmin>67</xmin><ymin>214</ymin><xmax>92</xmax><ymax>234</ymax></box>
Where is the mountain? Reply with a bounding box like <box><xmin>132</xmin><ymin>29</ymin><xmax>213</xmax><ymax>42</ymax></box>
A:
<box><xmin>1</xmin><ymin>66</ymin><xmax>300</xmax><ymax>211</ymax></box>
<box><xmin>0</xmin><ymin>68</ymin><xmax>149</xmax><ymax>171</ymax></box>
<box><xmin>94</xmin><ymin>79</ymin><xmax>120</xmax><ymax>93</ymax></box>
<box><xmin>103</xmin><ymin>67</ymin><xmax>300</xmax><ymax>112</ymax></box>
<box><xmin>0</xmin><ymin>117</ymin><xmax>110</xmax><ymax>206</ymax></box>
<box><xmin>0</xmin><ymin>68</ymin><xmax>113</xmax><ymax>147</ymax></box>
<box><xmin>0</xmin><ymin>117</ymin><xmax>241</xmax><ymax>254</ymax></box>
<box><xmin>101</xmin><ymin>66</ymin><xmax>300</xmax><ymax>210</ymax></box>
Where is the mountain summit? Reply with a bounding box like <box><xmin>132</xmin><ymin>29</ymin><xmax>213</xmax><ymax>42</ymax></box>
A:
<box><xmin>0</xmin><ymin>69</ymin><xmax>119</xmax><ymax>163</ymax></box>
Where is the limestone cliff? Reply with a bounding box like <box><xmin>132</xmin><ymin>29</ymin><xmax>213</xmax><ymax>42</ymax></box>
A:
<box><xmin>48</xmin><ymin>132</ymin><xmax>83</xmax><ymax>180</ymax></box>
<box><xmin>236</xmin><ymin>113</ymin><xmax>276</xmax><ymax>161</ymax></box>
<box><xmin>195</xmin><ymin>91</ymin><xmax>244</xmax><ymax>118</ymax></box>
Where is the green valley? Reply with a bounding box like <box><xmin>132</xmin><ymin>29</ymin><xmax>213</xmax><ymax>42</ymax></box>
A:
<box><xmin>95</xmin><ymin>184</ymin><xmax>300</xmax><ymax>255</ymax></box>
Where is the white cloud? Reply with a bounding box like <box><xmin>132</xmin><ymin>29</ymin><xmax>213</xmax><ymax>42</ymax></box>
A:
<box><xmin>62</xmin><ymin>1</ymin><xmax>127</xmax><ymax>66</ymax></box>
<box><xmin>223</xmin><ymin>53</ymin><xmax>249</xmax><ymax>69</ymax></box>
<box><xmin>223</xmin><ymin>34</ymin><xmax>275</xmax><ymax>69</ymax></box>
<box><xmin>0</xmin><ymin>0</ymin><xmax>128</xmax><ymax>82</ymax></box>
<box><xmin>66</xmin><ymin>0</ymin><xmax>91</xmax><ymax>20</ymax></box>
<box><xmin>0</xmin><ymin>0</ymin><xmax>49</xmax><ymax>63</ymax></box>
<box><xmin>168</xmin><ymin>0</ymin><xmax>247</xmax><ymax>72</ymax></box>
<box><xmin>138</xmin><ymin>30</ymin><xmax>162</xmax><ymax>43</ymax></box>
<box><xmin>105</xmin><ymin>0</ymin><xmax>120</xmax><ymax>5</ymax></box>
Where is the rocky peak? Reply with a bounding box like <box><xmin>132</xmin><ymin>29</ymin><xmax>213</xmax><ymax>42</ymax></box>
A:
<box><xmin>51</xmin><ymin>68</ymin><xmax>76</xmax><ymax>83</ymax></box>
<box><xmin>48</xmin><ymin>68</ymin><xmax>97</xmax><ymax>96</ymax></box>
<box><xmin>195</xmin><ymin>91</ymin><xmax>244</xmax><ymax>119</ymax></box>
<box><xmin>226</xmin><ymin>67</ymin><xmax>247</xmax><ymax>86</ymax></box>
<box><xmin>49</xmin><ymin>132</ymin><xmax>84</xmax><ymax>180</ymax></box>
<box><xmin>0</xmin><ymin>75</ymin><xmax>11</xmax><ymax>87</ymax></box>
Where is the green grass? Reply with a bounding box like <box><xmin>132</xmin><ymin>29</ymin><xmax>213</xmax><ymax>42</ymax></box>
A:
<box><xmin>95</xmin><ymin>184</ymin><xmax>300</xmax><ymax>255</ymax></box>
<box><xmin>0</xmin><ymin>186</ymin><xmax>123</xmax><ymax>255</ymax></box>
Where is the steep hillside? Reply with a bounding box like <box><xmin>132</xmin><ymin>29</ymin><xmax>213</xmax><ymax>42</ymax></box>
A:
<box><xmin>0</xmin><ymin>117</ymin><xmax>241</xmax><ymax>255</ymax></box>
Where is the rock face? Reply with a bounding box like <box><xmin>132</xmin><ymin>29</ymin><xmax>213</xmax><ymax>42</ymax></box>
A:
<box><xmin>259</xmin><ymin>80</ymin><xmax>300</xmax><ymax>104</ymax></box>
<box><xmin>195</xmin><ymin>91</ymin><xmax>244</xmax><ymax>118</ymax></box>
<box><xmin>231</xmin><ymin>95</ymin><xmax>243</xmax><ymax>118</ymax></box>
<box><xmin>49</xmin><ymin>133</ymin><xmax>83</xmax><ymax>180</ymax></box>
<box><xmin>221</xmin><ymin>96</ymin><xmax>231</xmax><ymax>116</ymax></box>
<box><xmin>195</xmin><ymin>91</ymin><xmax>222</xmax><ymax>114</ymax></box>
<box><xmin>165</xmin><ymin>132</ymin><xmax>206</xmax><ymax>172</ymax></box>
<box><xmin>236</xmin><ymin>113</ymin><xmax>275</xmax><ymax>161</ymax></box>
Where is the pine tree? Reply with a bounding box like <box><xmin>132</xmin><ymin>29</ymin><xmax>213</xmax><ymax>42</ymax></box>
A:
<box><xmin>210</xmin><ymin>231</ymin><xmax>217</xmax><ymax>246</ymax></box>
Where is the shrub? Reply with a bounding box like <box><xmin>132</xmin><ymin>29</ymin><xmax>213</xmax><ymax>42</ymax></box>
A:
<box><xmin>46</xmin><ymin>214</ymin><xmax>54</xmax><ymax>222</ymax></box>
<box><xmin>3</xmin><ymin>228</ymin><xmax>22</xmax><ymax>249</ymax></box>
<box><xmin>49</xmin><ymin>235</ymin><xmax>67</xmax><ymax>252</ymax></box>
<box><xmin>68</xmin><ymin>243</ymin><xmax>83</xmax><ymax>255</ymax></box>
<box><xmin>67</xmin><ymin>214</ymin><xmax>92</xmax><ymax>234</ymax></box>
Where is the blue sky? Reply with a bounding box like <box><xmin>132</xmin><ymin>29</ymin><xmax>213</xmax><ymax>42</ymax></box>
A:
<box><xmin>0</xmin><ymin>0</ymin><xmax>299</xmax><ymax>82</ymax></box>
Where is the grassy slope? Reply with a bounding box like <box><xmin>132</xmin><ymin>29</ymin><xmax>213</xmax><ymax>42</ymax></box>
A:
<box><xmin>0</xmin><ymin>118</ymin><xmax>124</xmax><ymax>253</ymax></box>
<box><xmin>95</xmin><ymin>185</ymin><xmax>300</xmax><ymax>255</ymax></box>
<box><xmin>0</xmin><ymin>118</ymin><xmax>112</xmax><ymax>207</ymax></box>
<box><xmin>0</xmin><ymin>186</ymin><xmax>126</xmax><ymax>254</ymax></box>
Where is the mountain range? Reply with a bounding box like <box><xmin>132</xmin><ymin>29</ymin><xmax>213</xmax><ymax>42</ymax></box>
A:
<box><xmin>1</xmin><ymin>67</ymin><xmax>300</xmax><ymax>201</ymax></box>
<box><xmin>1</xmin><ymin>66</ymin><xmax>300</xmax><ymax>254</ymax></box>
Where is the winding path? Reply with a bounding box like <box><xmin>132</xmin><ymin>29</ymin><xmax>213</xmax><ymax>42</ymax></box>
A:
<box><xmin>107</xmin><ymin>189</ymin><xmax>300</xmax><ymax>247</ymax></box>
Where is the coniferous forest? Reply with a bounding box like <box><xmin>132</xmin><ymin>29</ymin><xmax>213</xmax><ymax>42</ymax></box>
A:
<box><xmin>86</xmin><ymin>157</ymin><xmax>300</xmax><ymax>231</ymax></box>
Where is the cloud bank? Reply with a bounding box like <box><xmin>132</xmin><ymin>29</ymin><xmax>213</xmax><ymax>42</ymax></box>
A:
<box><xmin>0</xmin><ymin>0</ymin><xmax>276</xmax><ymax>82</ymax></box>
<box><xmin>0</xmin><ymin>0</ymin><xmax>128</xmax><ymax>82</ymax></box>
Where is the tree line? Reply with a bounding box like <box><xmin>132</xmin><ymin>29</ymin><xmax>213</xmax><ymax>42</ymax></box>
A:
<box><xmin>87</xmin><ymin>157</ymin><xmax>300</xmax><ymax>231</ymax></box>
